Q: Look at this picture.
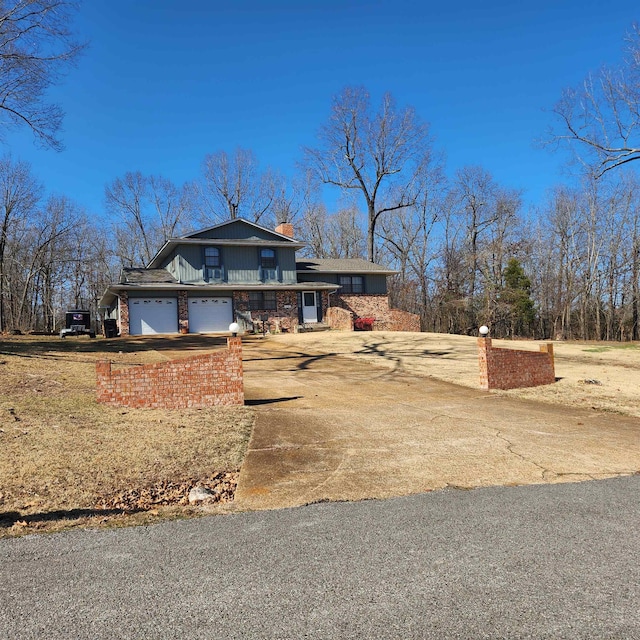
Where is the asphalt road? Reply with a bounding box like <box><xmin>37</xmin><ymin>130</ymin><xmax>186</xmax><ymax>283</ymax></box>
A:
<box><xmin>1</xmin><ymin>476</ymin><xmax>639</xmax><ymax>639</ymax></box>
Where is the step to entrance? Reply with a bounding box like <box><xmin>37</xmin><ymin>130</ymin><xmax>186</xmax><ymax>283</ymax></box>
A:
<box><xmin>296</xmin><ymin>323</ymin><xmax>331</xmax><ymax>333</ymax></box>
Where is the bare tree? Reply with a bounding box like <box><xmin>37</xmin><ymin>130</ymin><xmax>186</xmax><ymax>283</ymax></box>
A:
<box><xmin>548</xmin><ymin>24</ymin><xmax>640</xmax><ymax>177</ymax></box>
<box><xmin>200</xmin><ymin>148</ymin><xmax>276</xmax><ymax>223</ymax></box>
<box><xmin>379</xmin><ymin>157</ymin><xmax>446</xmax><ymax>328</ymax></box>
<box><xmin>6</xmin><ymin>193</ymin><xmax>80</xmax><ymax>330</ymax></box>
<box><xmin>105</xmin><ymin>172</ymin><xmax>193</xmax><ymax>267</ymax></box>
<box><xmin>0</xmin><ymin>0</ymin><xmax>84</xmax><ymax>150</ymax></box>
<box><xmin>299</xmin><ymin>204</ymin><xmax>366</xmax><ymax>259</ymax></box>
<box><xmin>305</xmin><ymin>86</ymin><xmax>432</xmax><ymax>262</ymax></box>
<box><xmin>0</xmin><ymin>155</ymin><xmax>41</xmax><ymax>331</ymax></box>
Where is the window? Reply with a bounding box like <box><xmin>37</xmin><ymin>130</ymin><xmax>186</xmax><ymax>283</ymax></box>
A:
<box><xmin>260</xmin><ymin>248</ymin><xmax>277</xmax><ymax>281</ymax></box>
<box><xmin>339</xmin><ymin>275</ymin><xmax>364</xmax><ymax>294</ymax></box>
<box><xmin>249</xmin><ymin>291</ymin><xmax>277</xmax><ymax>311</ymax></box>
<box><xmin>260</xmin><ymin>248</ymin><xmax>276</xmax><ymax>269</ymax></box>
<box><xmin>204</xmin><ymin>247</ymin><xmax>220</xmax><ymax>268</ymax></box>
<box><xmin>204</xmin><ymin>247</ymin><xmax>222</xmax><ymax>281</ymax></box>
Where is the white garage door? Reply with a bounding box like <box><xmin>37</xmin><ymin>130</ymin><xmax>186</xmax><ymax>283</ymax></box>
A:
<box><xmin>188</xmin><ymin>297</ymin><xmax>233</xmax><ymax>333</ymax></box>
<box><xmin>128</xmin><ymin>298</ymin><xmax>178</xmax><ymax>335</ymax></box>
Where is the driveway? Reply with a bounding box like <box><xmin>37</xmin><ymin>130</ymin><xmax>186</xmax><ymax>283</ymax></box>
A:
<box><xmin>235</xmin><ymin>336</ymin><xmax>640</xmax><ymax>510</ymax></box>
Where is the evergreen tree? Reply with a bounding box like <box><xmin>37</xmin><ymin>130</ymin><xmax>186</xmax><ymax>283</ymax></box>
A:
<box><xmin>500</xmin><ymin>258</ymin><xmax>536</xmax><ymax>337</ymax></box>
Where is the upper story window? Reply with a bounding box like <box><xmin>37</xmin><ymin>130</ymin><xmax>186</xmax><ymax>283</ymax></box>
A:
<box><xmin>204</xmin><ymin>246</ymin><xmax>223</xmax><ymax>281</ymax></box>
<box><xmin>260</xmin><ymin>248</ymin><xmax>277</xmax><ymax>281</ymax></box>
<box><xmin>205</xmin><ymin>247</ymin><xmax>221</xmax><ymax>268</ymax></box>
<box><xmin>260</xmin><ymin>248</ymin><xmax>276</xmax><ymax>269</ymax></box>
<box><xmin>339</xmin><ymin>275</ymin><xmax>364</xmax><ymax>294</ymax></box>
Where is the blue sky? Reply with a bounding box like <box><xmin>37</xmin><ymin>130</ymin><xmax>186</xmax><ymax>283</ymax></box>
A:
<box><xmin>3</xmin><ymin>0</ymin><xmax>639</xmax><ymax>219</ymax></box>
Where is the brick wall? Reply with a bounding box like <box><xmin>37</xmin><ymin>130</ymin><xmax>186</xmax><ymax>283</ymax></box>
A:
<box><xmin>478</xmin><ymin>337</ymin><xmax>555</xmax><ymax>390</ymax></box>
<box><xmin>374</xmin><ymin>309</ymin><xmax>421</xmax><ymax>332</ymax></box>
<box><xmin>96</xmin><ymin>337</ymin><xmax>244</xmax><ymax>408</ymax></box>
<box><xmin>326</xmin><ymin>306</ymin><xmax>354</xmax><ymax>331</ymax></box>
<box><xmin>333</xmin><ymin>293</ymin><xmax>390</xmax><ymax>319</ymax></box>
<box><xmin>332</xmin><ymin>294</ymin><xmax>420</xmax><ymax>332</ymax></box>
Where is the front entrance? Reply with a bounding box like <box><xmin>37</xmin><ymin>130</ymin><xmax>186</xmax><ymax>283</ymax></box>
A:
<box><xmin>302</xmin><ymin>291</ymin><xmax>318</xmax><ymax>323</ymax></box>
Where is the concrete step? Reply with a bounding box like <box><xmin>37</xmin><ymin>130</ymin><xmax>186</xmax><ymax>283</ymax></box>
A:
<box><xmin>296</xmin><ymin>323</ymin><xmax>331</xmax><ymax>333</ymax></box>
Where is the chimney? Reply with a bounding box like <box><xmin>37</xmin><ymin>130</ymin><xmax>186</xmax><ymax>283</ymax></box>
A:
<box><xmin>275</xmin><ymin>222</ymin><xmax>294</xmax><ymax>238</ymax></box>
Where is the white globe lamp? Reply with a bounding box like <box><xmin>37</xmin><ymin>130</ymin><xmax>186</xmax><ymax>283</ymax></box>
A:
<box><xmin>229</xmin><ymin>322</ymin><xmax>241</xmax><ymax>337</ymax></box>
<box><xmin>479</xmin><ymin>325</ymin><xmax>489</xmax><ymax>336</ymax></box>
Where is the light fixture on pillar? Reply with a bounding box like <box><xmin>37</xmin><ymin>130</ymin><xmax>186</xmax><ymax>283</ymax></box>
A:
<box><xmin>229</xmin><ymin>322</ymin><xmax>240</xmax><ymax>337</ymax></box>
<box><xmin>479</xmin><ymin>325</ymin><xmax>489</xmax><ymax>336</ymax></box>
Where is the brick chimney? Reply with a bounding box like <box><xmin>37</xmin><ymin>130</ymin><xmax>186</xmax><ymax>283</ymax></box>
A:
<box><xmin>275</xmin><ymin>222</ymin><xmax>294</xmax><ymax>238</ymax></box>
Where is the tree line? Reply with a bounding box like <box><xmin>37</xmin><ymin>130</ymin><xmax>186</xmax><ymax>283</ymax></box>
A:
<box><xmin>3</xmin><ymin>137</ymin><xmax>639</xmax><ymax>341</ymax></box>
<box><xmin>1</xmin><ymin>3</ymin><xmax>639</xmax><ymax>340</ymax></box>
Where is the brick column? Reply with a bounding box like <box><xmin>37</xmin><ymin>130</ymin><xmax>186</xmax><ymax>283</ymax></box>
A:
<box><xmin>118</xmin><ymin>292</ymin><xmax>130</xmax><ymax>336</ymax></box>
<box><xmin>540</xmin><ymin>342</ymin><xmax>554</xmax><ymax>365</ymax></box>
<box><xmin>227</xmin><ymin>335</ymin><xmax>243</xmax><ymax>353</ymax></box>
<box><xmin>178</xmin><ymin>290</ymin><xmax>189</xmax><ymax>334</ymax></box>
<box><xmin>95</xmin><ymin>360</ymin><xmax>112</xmax><ymax>403</ymax></box>
<box><xmin>477</xmin><ymin>337</ymin><xmax>492</xmax><ymax>390</ymax></box>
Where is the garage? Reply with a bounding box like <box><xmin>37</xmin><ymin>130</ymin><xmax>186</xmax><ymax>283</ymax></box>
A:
<box><xmin>188</xmin><ymin>297</ymin><xmax>233</xmax><ymax>333</ymax></box>
<box><xmin>128</xmin><ymin>297</ymin><xmax>178</xmax><ymax>335</ymax></box>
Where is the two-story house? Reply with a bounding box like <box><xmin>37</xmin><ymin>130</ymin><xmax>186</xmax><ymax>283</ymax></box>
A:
<box><xmin>99</xmin><ymin>218</ymin><xmax>415</xmax><ymax>335</ymax></box>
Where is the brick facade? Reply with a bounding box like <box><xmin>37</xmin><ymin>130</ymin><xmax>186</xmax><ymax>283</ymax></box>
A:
<box><xmin>233</xmin><ymin>290</ymin><xmax>330</xmax><ymax>332</ymax></box>
<box><xmin>326</xmin><ymin>306</ymin><xmax>354</xmax><ymax>331</ymax></box>
<box><xmin>178</xmin><ymin>290</ymin><xmax>189</xmax><ymax>334</ymax></box>
<box><xmin>333</xmin><ymin>293</ymin><xmax>390</xmax><ymax>319</ymax></box>
<box><xmin>478</xmin><ymin>337</ymin><xmax>555</xmax><ymax>390</ymax></box>
<box><xmin>118</xmin><ymin>292</ymin><xmax>129</xmax><ymax>336</ymax></box>
<box><xmin>233</xmin><ymin>290</ymin><xmax>300</xmax><ymax>332</ymax></box>
<box><xmin>330</xmin><ymin>294</ymin><xmax>420</xmax><ymax>332</ymax></box>
<box><xmin>374</xmin><ymin>309</ymin><xmax>421</xmax><ymax>332</ymax></box>
<box><xmin>96</xmin><ymin>337</ymin><xmax>244</xmax><ymax>408</ymax></box>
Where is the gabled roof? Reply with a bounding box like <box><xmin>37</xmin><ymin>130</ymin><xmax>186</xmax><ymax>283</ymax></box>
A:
<box><xmin>182</xmin><ymin>218</ymin><xmax>298</xmax><ymax>242</ymax></box>
<box><xmin>297</xmin><ymin>258</ymin><xmax>398</xmax><ymax>275</ymax></box>
<box><xmin>147</xmin><ymin>218</ymin><xmax>305</xmax><ymax>268</ymax></box>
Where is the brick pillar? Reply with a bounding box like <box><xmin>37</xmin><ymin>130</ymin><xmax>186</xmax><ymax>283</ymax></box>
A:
<box><xmin>96</xmin><ymin>360</ymin><xmax>112</xmax><ymax>379</ymax></box>
<box><xmin>95</xmin><ymin>360</ymin><xmax>112</xmax><ymax>403</ymax></box>
<box><xmin>477</xmin><ymin>337</ymin><xmax>492</xmax><ymax>390</ymax></box>
<box><xmin>178</xmin><ymin>290</ymin><xmax>189</xmax><ymax>334</ymax></box>
<box><xmin>118</xmin><ymin>292</ymin><xmax>130</xmax><ymax>336</ymax></box>
<box><xmin>540</xmin><ymin>342</ymin><xmax>554</xmax><ymax>365</ymax></box>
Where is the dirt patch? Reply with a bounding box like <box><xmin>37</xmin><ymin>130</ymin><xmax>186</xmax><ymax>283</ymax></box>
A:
<box><xmin>0</xmin><ymin>335</ymin><xmax>254</xmax><ymax>538</ymax></box>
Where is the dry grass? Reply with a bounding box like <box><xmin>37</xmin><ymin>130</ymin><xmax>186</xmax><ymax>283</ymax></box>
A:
<box><xmin>0</xmin><ymin>335</ymin><xmax>254</xmax><ymax>537</ymax></box>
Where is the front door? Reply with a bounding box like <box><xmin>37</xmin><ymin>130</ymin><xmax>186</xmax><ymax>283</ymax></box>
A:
<box><xmin>302</xmin><ymin>291</ymin><xmax>317</xmax><ymax>323</ymax></box>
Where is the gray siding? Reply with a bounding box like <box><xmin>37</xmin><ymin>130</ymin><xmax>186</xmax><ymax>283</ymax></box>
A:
<box><xmin>277</xmin><ymin>248</ymin><xmax>297</xmax><ymax>284</ymax></box>
<box><xmin>226</xmin><ymin>245</ymin><xmax>261</xmax><ymax>283</ymax></box>
<box><xmin>169</xmin><ymin>245</ymin><xmax>206</xmax><ymax>283</ymax></box>
<box><xmin>364</xmin><ymin>274</ymin><xmax>388</xmax><ymax>294</ymax></box>
<box><xmin>163</xmin><ymin>249</ymin><xmax>180</xmax><ymax>279</ymax></box>
<box><xmin>165</xmin><ymin>243</ymin><xmax>298</xmax><ymax>285</ymax></box>
<box><xmin>190</xmin><ymin>220</ymin><xmax>286</xmax><ymax>241</ymax></box>
<box><xmin>297</xmin><ymin>272</ymin><xmax>388</xmax><ymax>294</ymax></box>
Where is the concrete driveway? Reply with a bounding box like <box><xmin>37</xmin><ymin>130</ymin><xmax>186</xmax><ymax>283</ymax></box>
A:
<box><xmin>235</xmin><ymin>336</ymin><xmax>640</xmax><ymax>510</ymax></box>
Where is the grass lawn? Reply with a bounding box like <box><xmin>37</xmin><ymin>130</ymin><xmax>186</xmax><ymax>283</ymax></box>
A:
<box><xmin>0</xmin><ymin>335</ymin><xmax>254</xmax><ymax>537</ymax></box>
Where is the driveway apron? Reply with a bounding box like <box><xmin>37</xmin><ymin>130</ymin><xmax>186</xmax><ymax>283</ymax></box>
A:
<box><xmin>235</xmin><ymin>338</ymin><xmax>640</xmax><ymax>510</ymax></box>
